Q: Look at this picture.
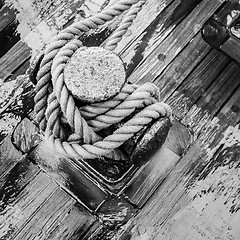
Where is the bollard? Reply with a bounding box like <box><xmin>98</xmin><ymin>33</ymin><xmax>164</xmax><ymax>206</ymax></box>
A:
<box><xmin>64</xmin><ymin>47</ymin><xmax>126</xmax><ymax>103</ymax></box>
<box><xmin>31</xmin><ymin>45</ymin><xmax>171</xmax><ymax>185</ymax></box>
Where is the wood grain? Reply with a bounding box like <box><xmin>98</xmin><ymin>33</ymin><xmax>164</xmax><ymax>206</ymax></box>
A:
<box><xmin>115</xmin><ymin>0</ymin><xmax>174</xmax><ymax>55</ymax></box>
<box><xmin>0</xmin><ymin>0</ymin><xmax>111</xmax><ymax>81</ymax></box>
<box><xmin>0</xmin><ymin>75</ymin><xmax>34</xmax><ymax>141</ymax></box>
<box><xmin>0</xmin><ymin>135</ymin><xmax>23</xmax><ymax>179</ymax></box>
<box><xmin>1</xmin><ymin>0</ymin><xmax>240</xmax><ymax>239</ymax></box>
<box><xmin>46</xmin><ymin>203</ymin><xmax>100</xmax><ymax>240</ymax></box>
<box><xmin>131</xmin><ymin>124</ymin><xmax>240</xmax><ymax>240</ymax></box>
<box><xmin>13</xmin><ymin>189</ymin><xmax>82</xmax><ymax>240</ymax></box>
<box><xmin>123</xmin><ymin>119</ymin><xmax>192</xmax><ymax>207</ymax></box>
<box><xmin>167</xmin><ymin>49</ymin><xmax>230</xmax><ymax>119</ymax></box>
<box><xmin>221</xmin><ymin>36</ymin><xmax>240</xmax><ymax>63</ymax></box>
<box><xmin>155</xmin><ymin>32</ymin><xmax>211</xmax><ymax>101</ymax></box>
<box><xmin>30</xmin><ymin>139</ymin><xmax>107</xmax><ymax>211</ymax></box>
<box><xmin>12</xmin><ymin>118</ymin><xmax>40</xmax><ymax>153</ymax></box>
<box><xmin>0</xmin><ymin>170</ymin><xmax>56</xmax><ymax>239</ymax></box>
<box><xmin>218</xmin><ymin>85</ymin><xmax>240</xmax><ymax>126</ymax></box>
<box><xmin>119</xmin><ymin>0</ymin><xmax>203</xmax><ymax>76</ymax></box>
<box><xmin>177</xmin><ymin>61</ymin><xmax>240</xmax><ymax>139</ymax></box>
<box><xmin>0</xmin><ymin>41</ymin><xmax>30</xmax><ymax>81</ymax></box>
<box><xmin>0</xmin><ymin>157</ymin><xmax>100</xmax><ymax>240</ymax></box>
<box><xmin>127</xmin><ymin>0</ymin><xmax>224</xmax><ymax>84</ymax></box>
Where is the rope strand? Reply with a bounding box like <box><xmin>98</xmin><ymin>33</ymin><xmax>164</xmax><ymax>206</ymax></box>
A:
<box><xmin>34</xmin><ymin>0</ymin><xmax>172</xmax><ymax>161</ymax></box>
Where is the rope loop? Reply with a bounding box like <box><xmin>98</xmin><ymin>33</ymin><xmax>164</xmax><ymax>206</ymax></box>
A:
<box><xmin>34</xmin><ymin>0</ymin><xmax>172</xmax><ymax>161</ymax></box>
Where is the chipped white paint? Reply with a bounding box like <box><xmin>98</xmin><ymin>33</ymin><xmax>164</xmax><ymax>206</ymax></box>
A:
<box><xmin>4</xmin><ymin>0</ymin><xmax>113</xmax><ymax>59</ymax></box>
<box><xmin>116</xmin><ymin>0</ymin><xmax>168</xmax><ymax>55</ymax></box>
<box><xmin>23</xmin><ymin>21</ymin><xmax>58</xmax><ymax>58</ymax></box>
<box><xmin>0</xmin><ymin>113</ymin><xmax>21</xmax><ymax>139</ymax></box>
<box><xmin>0</xmin><ymin>206</ymin><xmax>23</xmax><ymax>238</ymax></box>
<box><xmin>207</xmin><ymin>124</ymin><xmax>240</xmax><ymax>157</ymax></box>
<box><xmin>0</xmin><ymin>77</ymin><xmax>23</xmax><ymax>112</ymax></box>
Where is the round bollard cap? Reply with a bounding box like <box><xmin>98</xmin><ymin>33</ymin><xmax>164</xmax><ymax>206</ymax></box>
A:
<box><xmin>64</xmin><ymin>46</ymin><xmax>126</xmax><ymax>103</ymax></box>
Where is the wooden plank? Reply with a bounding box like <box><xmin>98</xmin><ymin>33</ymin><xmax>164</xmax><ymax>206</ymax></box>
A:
<box><xmin>0</xmin><ymin>41</ymin><xmax>30</xmax><ymax>81</ymax></box>
<box><xmin>218</xmin><ymin>85</ymin><xmax>240</xmax><ymax>126</ymax></box>
<box><xmin>45</xmin><ymin>203</ymin><xmax>100</xmax><ymax>240</ymax></box>
<box><xmin>167</xmin><ymin>49</ymin><xmax>231</xmax><ymax>121</ymax></box>
<box><xmin>97</xmin><ymin>195</ymin><xmax>136</xmax><ymax>229</ymax></box>
<box><xmin>123</xmin><ymin>119</ymin><xmax>192</xmax><ymax>207</ymax></box>
<box><xmin>127</xmin><ymin>0</ymin><xmax>224</xmax><ymax>84</ymax></box>
<box><xmin>118</xmin><ymin>0</ymin><xmax>203</xmax><ymax>76</ymax></box>
<box><xmin>0</xmin><ymin>75</ymin><xmax>34</xmax><ymax>141</ymax></box>
<box><xmin>0</xmin><ymin>1</ymin><xmax>79</xmax><ymax>80</ymax></box>
<box><xmin>0</xmin><ymin>5</ymin><xmax>16</xmax><ymax>32</ymax></box>
<box><xmin>114</xmin><ymin>74</ymin><xmax>240</xmax><ymax>239</ymax></box>
<box><xmin>13</xmin><ymin>189</ymin><xmax>80</xmax><ymax>240</ymax></box>
<box><xmin>151</xmin><ymin>125</ymin><xmax>240</xmax><ymax>240</ymax></box>
<box><xmin>116</xmin><ymin>0</ymin><xmax>174</xmax><ymax>63</ymax></box>
<box><xmin>30</xmin><ymin>139</ymin><xmax>107</xmax><ymax>211</ymax></box>
<box><xmin>4</xmin><ymin>58</ymin><xmax>30</xmax><ymax>82</ymax></box>
<box><xmin>178</xmin><ymin>61</ymin><xmax>240</xmax><ymax>138</ymax></box>
<box><xmin>0</xmin><ymin>157</ymin><xmax>100</xmax><ymax>240</ymax></box>
<box><xmin>221</xmin><ymin>35</ymin><xmax>240</xmax><ymax>63</ymax></box>
<box><xmin>0</xmin><ymin>157</ymin><xmax>39</xmax><ymax>198</ymax></box>
<box><xmin>0</xmin><ymin>135</ymin><xmax>23</xmax><ymax>179</ymax></box>
<box><xmin>196</xmin><ymin>61</ymin><xmax>240</xmax><ymax>113</ymax></box>
<box><xmin>0</xmin><ymin>0</ymin><xmax>118</xmax><ymax>82</ymax></box>
<box><xmin>153</xmin><ymin>33</ymin><xmax>211</xmax><ymax>101</ymax></box>
<box><xmin>0</xmin><ymin>19</ymin><xmax>20</xmax><ymax>58</ymax></box>
<box><xmin>12</xmin><ymin>118</ymin><xmax>40</xmax><ymax>153</ymax></box>
<box><xmin>0</xmin><ymin>170</ymin><xmax>56</xmax><ymax>239</ymax></box>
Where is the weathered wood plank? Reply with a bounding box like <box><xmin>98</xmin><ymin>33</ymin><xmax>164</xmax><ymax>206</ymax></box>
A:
<box><xmin>0</xmin><ymin>75</ymin><xmax>34</xmax><ymax>141</ymax></box>
<box><xmin>0</xmin><ymin>19</ymin><xmax>20</xmax><ymax>58</ymax></box>
<box><xmin>218</xmin><ymin>86</ymin><xmax>240</xmax><ymax>126</ymax></box>
<box><xmin>13</xmin><ymin>189</ymin><xmax>78</xmax><ymax>240</ymax></box>
<box><xmin>167</xmin><ymin>49</ymin><xmax>232</xmax><ymax>124</ymax></box>
<box><xmin>12</xmin><ymin>118</ymin><xmax>40</xmax><ymax>153</ymax></box>
<box><xmin>46</xmin><ymin>203</ymin><xmax>100</xmax><ymax>240</ymax></box>
<box><xmin>0</xmin><ymin>170</ymin><xmax>56</xmax><ymax>239</ymax></box>
<box><xmin>118</xmin><ymin>0</ymin><xmax>203</xmax><ymax>76</ymax></box>
<box><xmin>0</xmin><ymin>5</ymin><xmax>16</xmax><ymax>32</ymax></box>
<box><xmin>196</xmin><ymin>62</ymin><xmax>240</xmax><ymax>113</ymax></box>
<box><xmin>97</xmin><ymin>196</ymin><xmax>136</xmax><ymax>229</ymax></box>
<box><xmin>123</xmin><ymin>119</ymin><xmax>192</xmax><ymax>207</ymax></box>
<box><xmin>0</xmin><ymin>135</ymin><xmax>23</xmax><ymax>179</ymax></box>
<box><xmin>4</xmin><ymin>59</ymin><xmax>30</xmax><ymax>82</ymax></box>
<box><xmin>114</xmin><ymin>89</ymin><xmax>240</xmax><ymax>240</ymax></box>
<box><xmin>0</xmin><ymin>157</ymin><xmax>100</xmax><ymax>240</ymax></box>
<box><xmin>149</xmin><ymin>125</ymin><xmax>240</xmax><ymax>240</ymax></box>
<box><xmin>0</xmin><ymin>157</ymin><xmax>39</xmax><ymax>198</ymax></box>
<box><xmin>154</xmin><ymin>32</ymin><xmax>212</xmax><ymax>101</ymax></box>
<box><xmin>127</xmin><ymin>0</ymin><xmax>224</xmax><ymax>84</ymax></box>
<box><xmin>177</xmin><ymin>61</ymin><xmax>240</xmax><ymax>138</ymax></box>
<box><xmin>116</xmin><ymin>0</ymin><xmax>174</xmax><ymax>65</ymax></box>
<box><xmin>0</xmin><ymin>41</ymin><xmax>30</xmax><ymax>81</ymax></box>
<box><xmin>30</xmin><ymin>139</ymin><xmax>107</xmax><ymax>211</ymax></box>
<box><xmin>221</xmin><ymin>35</ymin><xmax>240</xmax><ymax>63</ymax></box>
<box><xmin>0</xmin><ymin>1</ymin><xmax>84</xmax><ymax>80</ymax></box>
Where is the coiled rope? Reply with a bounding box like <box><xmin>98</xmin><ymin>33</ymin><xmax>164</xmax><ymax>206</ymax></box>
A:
<box><xmin>34</xmin><ymin>0</ymin><xmax>172</xmax><ymax>160</ymax></box>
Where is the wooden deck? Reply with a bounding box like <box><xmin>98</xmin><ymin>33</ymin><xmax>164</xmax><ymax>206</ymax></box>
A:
<box><xmin>1</xmin><ymin>0</ymin><xmax>240</xmax><ymax>239</ymax></box>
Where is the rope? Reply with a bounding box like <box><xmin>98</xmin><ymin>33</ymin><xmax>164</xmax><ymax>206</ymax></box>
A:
<box><xmin>34</xmin><ymin>0</ymin><xmax>143</xmax><ymax>131</ymax></box>
<box><xmin>105</xmin><ymin>0</ymin><xmax>146</xmax><ymax>51</ymax></box>
<box><xmin>34</xmin><ymin>0</ymin><xmax>172</xmax><ymax>161</ymax></box>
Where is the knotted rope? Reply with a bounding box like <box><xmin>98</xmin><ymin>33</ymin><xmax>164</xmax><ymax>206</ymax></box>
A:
<box><xmin>34</xmin><ymin>0</ymin><xmax>172</xmax><ymax>161</ymax></box>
